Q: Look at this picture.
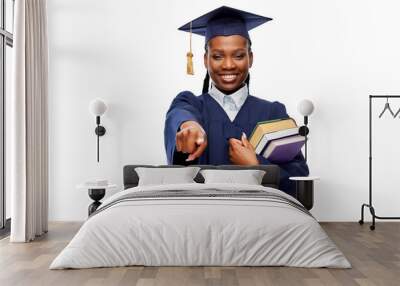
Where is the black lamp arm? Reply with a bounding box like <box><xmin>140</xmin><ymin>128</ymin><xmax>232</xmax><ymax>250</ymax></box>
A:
<box><xmin>298</xmin><ymin>115</ymin><xmax>310</xmax><ymax>163</ymax></box>
<box><xmin>94</xmin><ymin>116</ymin><xmax>106</xmax><ymax>162</ymax></box>
<box><xmin>304</xmin><ymin>115</ymin><xmax>308</xmax><ymax>126</ymax></box>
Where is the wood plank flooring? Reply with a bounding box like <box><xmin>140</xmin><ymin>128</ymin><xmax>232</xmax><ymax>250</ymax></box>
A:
<box><xmin>0</xmin><ymin>222</ymin><xmax>399</xmax><ymax>286</ymax></box>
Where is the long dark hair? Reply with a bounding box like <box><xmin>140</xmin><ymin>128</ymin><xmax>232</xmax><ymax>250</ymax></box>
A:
<box><xmin>202</xmin><ymin>73</ymin><xmax>250</xmax><ymax>94</ymax></box>
<box><xmin>202</xmin><ymin>73</ymin><xmax>210</xmax><ymax>94</ymax></box>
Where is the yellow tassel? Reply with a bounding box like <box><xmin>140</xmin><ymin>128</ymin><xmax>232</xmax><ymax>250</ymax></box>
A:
<box><xmin>186</xmin><ymin>22</ymin><xmax>194</xmax><ymax>75</ymax></box>
<box><xmin>187</xmin><ymin>52</ymin><xmax>194</xmax><ymax>75</ymax></box>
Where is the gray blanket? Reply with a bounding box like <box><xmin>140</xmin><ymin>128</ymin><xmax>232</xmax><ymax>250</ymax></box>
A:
<box><xmin>91</xmin><ymin>188</ymin><xmax>313</xmax><ymax>218</ymax></box>
<box><xmin>50</xmin><ymin>183</ymin><xmax>350</xmax><ymax>269</ymax></box>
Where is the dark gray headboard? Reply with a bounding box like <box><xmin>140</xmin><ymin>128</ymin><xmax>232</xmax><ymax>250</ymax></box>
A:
<box><xmin>123</xmin><ymin>165</ymin><xmax>280</xmax><ymax>190</ymax></box>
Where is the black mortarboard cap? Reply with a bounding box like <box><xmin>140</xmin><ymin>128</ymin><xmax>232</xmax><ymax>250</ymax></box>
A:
<box><xmin>179</xmin><ymin>6</ymin><xmax>272</xmax><ymax>75</ymax></box>
<box><xmin>178</xmin><ymin>6</ymin><xmax>272</xmax><ymax>44</ymax></box>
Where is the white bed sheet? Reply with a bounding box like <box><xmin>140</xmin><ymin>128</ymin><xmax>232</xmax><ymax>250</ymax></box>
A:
<box><xmin>50</xmin><ymin>183</ymin><xmax>351</xmax><ymax>269</ymax></box>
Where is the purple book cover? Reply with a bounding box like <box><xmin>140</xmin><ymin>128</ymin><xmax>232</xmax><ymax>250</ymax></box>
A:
<box><xmin>263</xmin><ymin>137</ymin><xmax>305</xmax><ymax>163</ymax></box>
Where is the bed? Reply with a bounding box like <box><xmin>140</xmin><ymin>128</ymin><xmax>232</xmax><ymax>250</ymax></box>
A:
<box><xmin>50</xmin><ymin>165</ymin><xmax>350</xmax><ymax>269</ymax></box>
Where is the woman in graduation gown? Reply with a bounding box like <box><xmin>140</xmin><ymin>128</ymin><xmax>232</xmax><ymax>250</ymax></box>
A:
<box><xmin>164</xmin><ymin>6</ymin><xmax>309</xmax><ymax>197</ymax></box>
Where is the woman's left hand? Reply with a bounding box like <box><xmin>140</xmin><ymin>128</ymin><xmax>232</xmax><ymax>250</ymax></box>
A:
<box><xmin>229</xmin><ymin>133</ymin><xmax>259</xmax><ymax>165</ymax></box>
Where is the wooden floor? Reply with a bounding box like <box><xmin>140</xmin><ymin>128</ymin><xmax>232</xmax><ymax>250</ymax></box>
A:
<box><xmin>0</xmin><ymin>222</ymin><xmax>399</xmax><ymax>286</ymax></box>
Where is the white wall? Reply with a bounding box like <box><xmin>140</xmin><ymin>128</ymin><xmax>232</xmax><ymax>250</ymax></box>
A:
<box><xmin>48</xmin><ymin>0</ymin><xmax>400</xmax><ymax>221</ymax></box>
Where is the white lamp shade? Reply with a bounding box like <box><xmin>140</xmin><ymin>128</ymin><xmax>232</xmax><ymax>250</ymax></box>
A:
<box><xmin>89</xmin><ymin>98</ymin><xmax>107</xmax><ymax>116</ymax></box>
<box><xmin>297</xmin><ymin>99</ymin><xmax>314</xmax><ymax>116</ymax></box>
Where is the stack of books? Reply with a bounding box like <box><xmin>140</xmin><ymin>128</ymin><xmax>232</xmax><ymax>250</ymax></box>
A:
<box><xmin>249</xmin><ymin>118</ymin><xmax>305</xmax><ymax>163</ymax></box>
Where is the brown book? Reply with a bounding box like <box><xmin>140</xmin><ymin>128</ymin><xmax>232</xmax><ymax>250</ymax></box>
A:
<box><xmin>249</xmin><ymin>118</ymin><xmax>297</xmax><ymax>149</ymax></box>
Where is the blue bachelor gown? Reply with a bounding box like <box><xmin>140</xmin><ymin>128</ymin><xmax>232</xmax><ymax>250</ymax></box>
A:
<box><xmin>164</xmin><ymin>90</ymin><xmax>309</xmax><ymax>197</ymax></box>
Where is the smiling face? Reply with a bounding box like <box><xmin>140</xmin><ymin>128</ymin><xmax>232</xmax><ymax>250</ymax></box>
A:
<box><xmin>204</xmin><ymin>35</ymin><xmax>253</xmax><ymax>94</ymax></box>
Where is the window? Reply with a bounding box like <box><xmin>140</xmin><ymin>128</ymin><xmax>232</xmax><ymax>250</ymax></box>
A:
<box><xmin>0</xmin><ymin>0</ymin><xmax>13</xmax><ymax>235</ymax></box>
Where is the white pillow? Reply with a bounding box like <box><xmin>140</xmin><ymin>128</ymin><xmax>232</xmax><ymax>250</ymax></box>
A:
<box><xmin>200</xmin><ymin>169</ymin><xmax>266</xmax><ymax>185</ymax></box>
<box><xmin>135</xmin><ymin>167</ymin><xmax>201</xmax><ymax>186</ymax></box>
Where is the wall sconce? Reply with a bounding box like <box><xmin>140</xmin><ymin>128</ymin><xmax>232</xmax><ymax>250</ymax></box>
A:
<box><xmin>89</xmin><ymin>99</ymin><xmax>107</xmax><ymax>162</ymax></box>
<box><xmin>297</xmin><ymin>99</ymin><xmax>315</xmax><ymax>162</ymax></box>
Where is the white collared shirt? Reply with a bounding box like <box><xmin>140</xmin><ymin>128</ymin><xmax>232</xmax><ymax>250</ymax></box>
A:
<box><xmin>208</xmin><ymin>83</ymin><xmax>249</xmax><ymax>121</ymax></box>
